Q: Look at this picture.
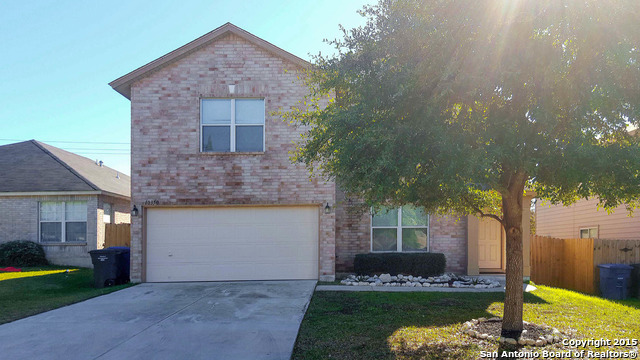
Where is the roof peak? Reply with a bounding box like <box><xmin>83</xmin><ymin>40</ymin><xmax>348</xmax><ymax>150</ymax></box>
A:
<box><xmin>30</xmin><ymin>140</ymin><xmax>100</xmax><ymax>191</ymax></box>
<box><xmin>109</xmin><ymin>22</ymin><xmax>310</xmax><ymax>99</ymax></box>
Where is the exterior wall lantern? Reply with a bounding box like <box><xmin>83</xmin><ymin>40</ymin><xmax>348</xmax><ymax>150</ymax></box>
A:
<box><xmin>131</xmin><ymin>205</ymin><xmax>139</xmax><ymax>217</ymax></box>
<box><xmin>324</xmin><ymin>202</ymin><xmax>332</xmax><ymax>214</ymax></box>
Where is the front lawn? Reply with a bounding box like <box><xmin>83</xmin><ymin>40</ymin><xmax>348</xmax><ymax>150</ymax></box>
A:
<box><xmin>293</xmin><ymin>286</ymin><xmax>640</xmax><ymax>359</ymax></box>
<box><xmin>0</xmin><ymin>266</ymin><xmax>133</xmax><ymax>325</ymax></box>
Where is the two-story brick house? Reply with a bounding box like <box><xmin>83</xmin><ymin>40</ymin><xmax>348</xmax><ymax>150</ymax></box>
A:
<box><xmin>110</xmin><ymin>23</ymin><xmax>532</xmax><ymax>283</ymax></box>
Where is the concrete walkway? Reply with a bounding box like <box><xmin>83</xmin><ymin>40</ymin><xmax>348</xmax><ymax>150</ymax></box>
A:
<box><xmin>316</xmin><ymin>285</ymin><xmax>506</xmax><ymax>292</ymax></box>
<box><xmin>0</xmin><ymin>281</ymin><xmax>316</xmax><ymax>360</ymax></box>
<box><xmin>316</xmin><ymin>279</ymin><xmax>537</xmax><ymax>293</ymax></box>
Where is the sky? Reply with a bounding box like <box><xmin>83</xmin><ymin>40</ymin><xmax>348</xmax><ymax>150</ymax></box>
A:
<box><xmin>0</xmin><ymin>1</ymin><xmax>375</xmax><ymax>175</ymax></box>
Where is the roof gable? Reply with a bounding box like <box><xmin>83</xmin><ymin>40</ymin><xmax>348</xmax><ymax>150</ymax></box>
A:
<box><xmin>36</xmin><ymin>142</ymin><xmax>130</xmax><ymax>197</ymax></box>
<box><xmin>109</xmin><ymin>23</ymin><xmax>310</xmax><ymax>99</ymax></box>
<box><xmin>0</xmin><ymin>141</ymin><xmax>130</xmax><ymax>198</ymax></box>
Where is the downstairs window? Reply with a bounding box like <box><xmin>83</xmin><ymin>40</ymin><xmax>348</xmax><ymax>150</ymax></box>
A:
<box><xmin>371</xmin><ymin>205</ymin><xmax>429</xmax><ymax>252</ymax></box>
<box><xmin>39</xmin><ymin>201</ymin><xmax>87</xmax><ymax>243</ymax></box>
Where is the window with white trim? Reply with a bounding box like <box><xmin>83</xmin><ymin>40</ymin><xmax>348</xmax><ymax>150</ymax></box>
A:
<box><xmin>371</xmin><ymin>205</ymin><xmax>429</xmax><ymax>252</ymax></box>
<box><xmin>39</xmin><ymin>201</ymin><xmax>87</xmax><ymax>243</ymax></box>
<box><xmin>579</xmin><ymin>227</ymin><xmax>598</xmax><ymax>239</ymax></box>
<box><xmin>201</xmin><ymin>98</ymin><xmax>265</xmax><ymax>152</ymax></box>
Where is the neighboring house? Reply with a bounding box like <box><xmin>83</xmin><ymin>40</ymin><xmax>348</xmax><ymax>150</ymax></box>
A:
<box><xmin>537</xmin><ymin>198</ymin><xmax>639</xmax><ymax>240</ymax></box>
<box><xmin>109</xmin><ymin>23</ymin><xmax>533</xmax><ymax>283</ymax></box>
<box><xmin>0</xmin><ymin>140</ymin><xmax>131</xmax><ymax>267</ymax></box>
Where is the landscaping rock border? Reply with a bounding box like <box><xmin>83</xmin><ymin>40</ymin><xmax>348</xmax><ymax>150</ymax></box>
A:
<box><xmin>461</xmin><ymin>317</ymin><xmax>568</xmax><ymax>347</ymax></box>
<box><xmin>340</xmin><ymin>273</ymin><xmax>501</xmax><ymax>288</ymax></box>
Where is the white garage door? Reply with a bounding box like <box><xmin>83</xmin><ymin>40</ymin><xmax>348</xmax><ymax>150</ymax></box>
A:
<box><xmin>146</xmin><ymin>206</ymin><xmax>319</xmax><ymax>282</ymax></box>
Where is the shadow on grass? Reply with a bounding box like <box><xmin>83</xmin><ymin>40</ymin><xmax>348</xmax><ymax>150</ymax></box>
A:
<box><xmin>618</xmin><ymin>297</ymin><xmax>640</xmax><ymax>309</ymax></box>
<box><xmin>293</xmin><ymin>290</ymin><xmax>549</xmax><ymax>360</ymax></box>
<box><xmin>394</xmin><ymin>342</ymin><xmax>480</xmax><ymax>360</ymax></box>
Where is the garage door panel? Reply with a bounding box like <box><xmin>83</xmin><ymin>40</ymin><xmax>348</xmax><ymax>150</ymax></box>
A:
<box><xmin>146</xmin><ymin>206</ymin><xmax>319</xmax><ymax>282</ymax></box>
<box><xmin>147</xmin><ymin>261</ymin><xmax>318</xmax><ymax>282</ymax></box>
<box><xmin>147</xmin><ymin>243</ymin><xmax>317</xmax><ymax>263</ymax></box>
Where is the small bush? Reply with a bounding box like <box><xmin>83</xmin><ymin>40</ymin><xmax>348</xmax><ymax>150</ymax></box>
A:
<box><xmin>0</xmin><ymin>240</ymin><xmax>49</xmax><ymax>267</ymax></box>
<box><xmin>353</xmin><ymin>252</ymin><xmax>446</xmax><ymax>277</ymax></box>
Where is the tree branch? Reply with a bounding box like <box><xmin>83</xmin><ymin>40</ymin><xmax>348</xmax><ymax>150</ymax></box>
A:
<box><xmin>474</xmin><ymin>206</ymin><xmax>504</xmax><ymax>225</ymax></box>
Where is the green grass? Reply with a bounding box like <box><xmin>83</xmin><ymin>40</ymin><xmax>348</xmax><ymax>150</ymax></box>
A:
<box><xmin>317</xmin><ymin>280</ymin><xmax>342</xmax><ymax>285</ymax></box>
<box><xmin>0</xmin><ymin>265</ymin><xmax>134</xmax><ymax>325</ymax></box>
<box><xmin>293</xmin><ymin>286</ymin><xmax>640</xmax><ymax>359</ymax></box>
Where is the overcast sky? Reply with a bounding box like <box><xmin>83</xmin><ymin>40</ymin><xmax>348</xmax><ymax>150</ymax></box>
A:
<box><xmin>0</xmin><ymin>1</ymin><xmax>374</xmax><ymax>174</ymax></box>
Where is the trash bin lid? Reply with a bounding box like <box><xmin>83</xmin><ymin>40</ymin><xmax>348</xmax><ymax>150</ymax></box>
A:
<box><xmin>89</xmin><ymin>249</ymin><xmax>118</xmax><ymax>254</ymax></box>
<box><xmin>108</xmin><ymin>246</ymin><xmax>130</xmax><ymax>251</ymax></box>
<box><xmin>597</xmin><ymin>263</ymin><xmax>633</xmax><ymax>270</ymax></box>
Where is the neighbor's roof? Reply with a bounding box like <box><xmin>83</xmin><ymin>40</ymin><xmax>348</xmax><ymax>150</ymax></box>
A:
<box><xmin>109</xmin><ymin>22</ymin><xmax>311</xmax><ymax>99</ymax></box>
<box><xmin>0</xmin><ymin>140</ymin><xmax>130</xmax><ymax>198</ymax></box>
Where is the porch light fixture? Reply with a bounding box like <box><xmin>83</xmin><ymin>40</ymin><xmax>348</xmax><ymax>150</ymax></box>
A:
<box><xmin>131</xmin><ymin>205</ymin><xmax>139</xmax><ymax>217</ymax></box>
<box><xmin>324</xmin><ymin>202</ymin><xmax>331</xmax><ymax>214</ymax></box>
<box><xmin>228</xmin><ymin>84</ymin><xmax>236</xmax><ymax>94</ymax></box>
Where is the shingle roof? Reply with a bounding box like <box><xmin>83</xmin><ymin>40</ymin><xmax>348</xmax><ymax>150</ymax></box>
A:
<box><xmin>109</xmin><ymin>22</ymin><xmax>310</xmax><ymax>99</ymax></box>
<box><xmin>0</xmin><ymin>140</ymin><xmax>130</xmax><ymax>198</ymax></box>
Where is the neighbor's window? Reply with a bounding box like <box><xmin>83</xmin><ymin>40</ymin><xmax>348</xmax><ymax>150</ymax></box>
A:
<box><xmin>371</xmin><ymin>205</ymin><xmax>429</xmax><ymax>252</ymax></box>
<box><xmin>39</xmin><ymin>201</ymin><xmax>87</xmax><ymax>243</ymax></box>
<box><xmin>579</xmin><ymin>227</ymin><xmax>598</xmax><ymax>239</ymax></box>
<box><xmin>201</xmin><ymin>99</ymin><xmax>265</xmax><ymax>152</ymax></box>
<box><xmin>103</xmin><ymin>203</ymin><xmax>112</xmax><ymax>224</ymax></box>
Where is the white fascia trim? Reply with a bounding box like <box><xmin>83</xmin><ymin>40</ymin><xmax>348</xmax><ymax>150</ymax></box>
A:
<box><xmin>0</xmin><ymin>191</ymin><xmax>102</xmax><ymax>197</ymax></box>
<box><xmin>99</xmin><ymin>191</ymin><xmax>132</xmax><ymax>201</ymax></box>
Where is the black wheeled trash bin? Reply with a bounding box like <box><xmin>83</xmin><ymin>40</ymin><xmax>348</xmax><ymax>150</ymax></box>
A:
<box><xmin>597</xmin><ymin>263</ymin><xmax>633</xmax><ymax>300</ymax></box>
<box><xmin>108</xmin><ymin>246</ymin><xmax>130</xmax><ymax>285</ymax></box>
<box><xmin>89</xmin><ymin>247</ymin><xmax>129</xmax><ymax>288</ymax></box>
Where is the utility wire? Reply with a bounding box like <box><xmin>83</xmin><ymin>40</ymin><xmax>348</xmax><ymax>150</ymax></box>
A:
<box><xmin>0</xmin><ymin>138</ymin><xmax>130</xmax><ymax>145</ymax></box>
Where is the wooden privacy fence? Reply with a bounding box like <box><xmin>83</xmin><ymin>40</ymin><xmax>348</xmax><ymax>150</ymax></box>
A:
<box><xmin>531</xmin><ymin>235</ymin><xmax>640</xmax><ymax>294</ymax></box>
<box><xmin>104</xmin><ymin>223</ymin><xmax>131</xmax><ymax>248</ymax></box>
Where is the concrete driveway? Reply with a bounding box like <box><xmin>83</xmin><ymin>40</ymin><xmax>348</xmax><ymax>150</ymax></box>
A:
<box><xmin>0</xmin><ymin>281</ymin><xmax>316</xmax><ymax>360</ymax></box>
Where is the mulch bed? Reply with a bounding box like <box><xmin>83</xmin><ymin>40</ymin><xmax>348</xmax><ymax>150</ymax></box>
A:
<box><xmin>475</xmin><ymin>319</ymin><xmax>553</xmax><ymax>340</ymax></box>
<box><xmin>462</xmin><ymin>317</ymin><xmax>569</xmax><ymax>347</ymax></box>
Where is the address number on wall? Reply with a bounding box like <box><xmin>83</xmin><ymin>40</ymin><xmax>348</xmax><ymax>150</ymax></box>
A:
<box><xmin>144</xmin><ymin>200</ymin><xmax>160</xmax><ymax>206</ymax></box>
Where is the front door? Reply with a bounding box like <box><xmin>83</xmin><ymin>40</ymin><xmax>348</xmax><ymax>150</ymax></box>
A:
<box><xmin>478</xmin><ymin>218</ymin><xmax>503</xmax><ymax>270</ymax></box>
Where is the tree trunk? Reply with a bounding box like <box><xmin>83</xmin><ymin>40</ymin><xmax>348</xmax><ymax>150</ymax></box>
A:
<box><xmin>500</xmin><ymin>172</ymin><xmax>526</xmax><ymax>338</ymax></box>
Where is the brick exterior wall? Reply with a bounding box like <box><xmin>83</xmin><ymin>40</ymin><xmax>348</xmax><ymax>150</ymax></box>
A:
<box><xmin>112</xmin><ymin>198</ymin><xmax>131</xmax><ymax>225</ymax></box>
<box><xmin>0</xmin><ymin>197</ymin><xmax>38</xmax><ymax>243</ymax></box>
<box><xmin>335</xmin><ymin>190</ymin><xmax>371</xmax><ymax>273</ymax></box>
<box><xmin>0</xmin><ymin>194</ymin><xmax>100</xmax><ymax>267</ymax></box>
<box><xmin>334</xmin><ymin>193</ymin><xmax>469</xmax><ymax>274</ymax></box>
<box><xmin>129</xmin><ymin>33</ymin><xmax>335</xmax><ymax>282</ymax></box>
<box><xmin>429</xmin><ymin>215</ymin><xmax>468</xmax><ymax>274</ymax></box>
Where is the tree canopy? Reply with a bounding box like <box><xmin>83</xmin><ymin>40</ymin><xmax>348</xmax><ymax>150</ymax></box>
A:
<box><xmin>289</xmin><ymin>0</ymin><xmax>640</xmax><ymax>217</ymax></box>
<box><xmin>287</xmin><ymin>0</ymin><xmax>640</xmax><ymax>338</ymax></box>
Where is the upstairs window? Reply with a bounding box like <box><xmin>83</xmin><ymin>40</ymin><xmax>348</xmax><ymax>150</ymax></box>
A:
<box><xmin>201</xmin><ymin>99</ymin><xmax>265</xmax><ymax>152</ymax></box>
<box><xmin>371</xmin><ymin>205</ymin><xmax>429</xmax><ymax>252</ymax></box>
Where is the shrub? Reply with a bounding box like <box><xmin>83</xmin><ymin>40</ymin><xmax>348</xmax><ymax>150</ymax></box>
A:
<box><xmin>353</xmin><ymin>252</ymin><xmax>446</xmax><ymax>277</ymax></box>
<box><xmin>0</xmin><ymin>240</ymin><xmax>49</xmax><ymax>267</ymax></box>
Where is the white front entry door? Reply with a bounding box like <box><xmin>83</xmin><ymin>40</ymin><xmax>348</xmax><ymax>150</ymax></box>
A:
<box><xmin>478</xmin><ymin>217</ymin><xmax>503</xmax><ymax>269</ymax></box>
<box><xmin>145</xmin><ymin>206</ymin><xmax>319</xmax><ymax>282</ymax></box>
